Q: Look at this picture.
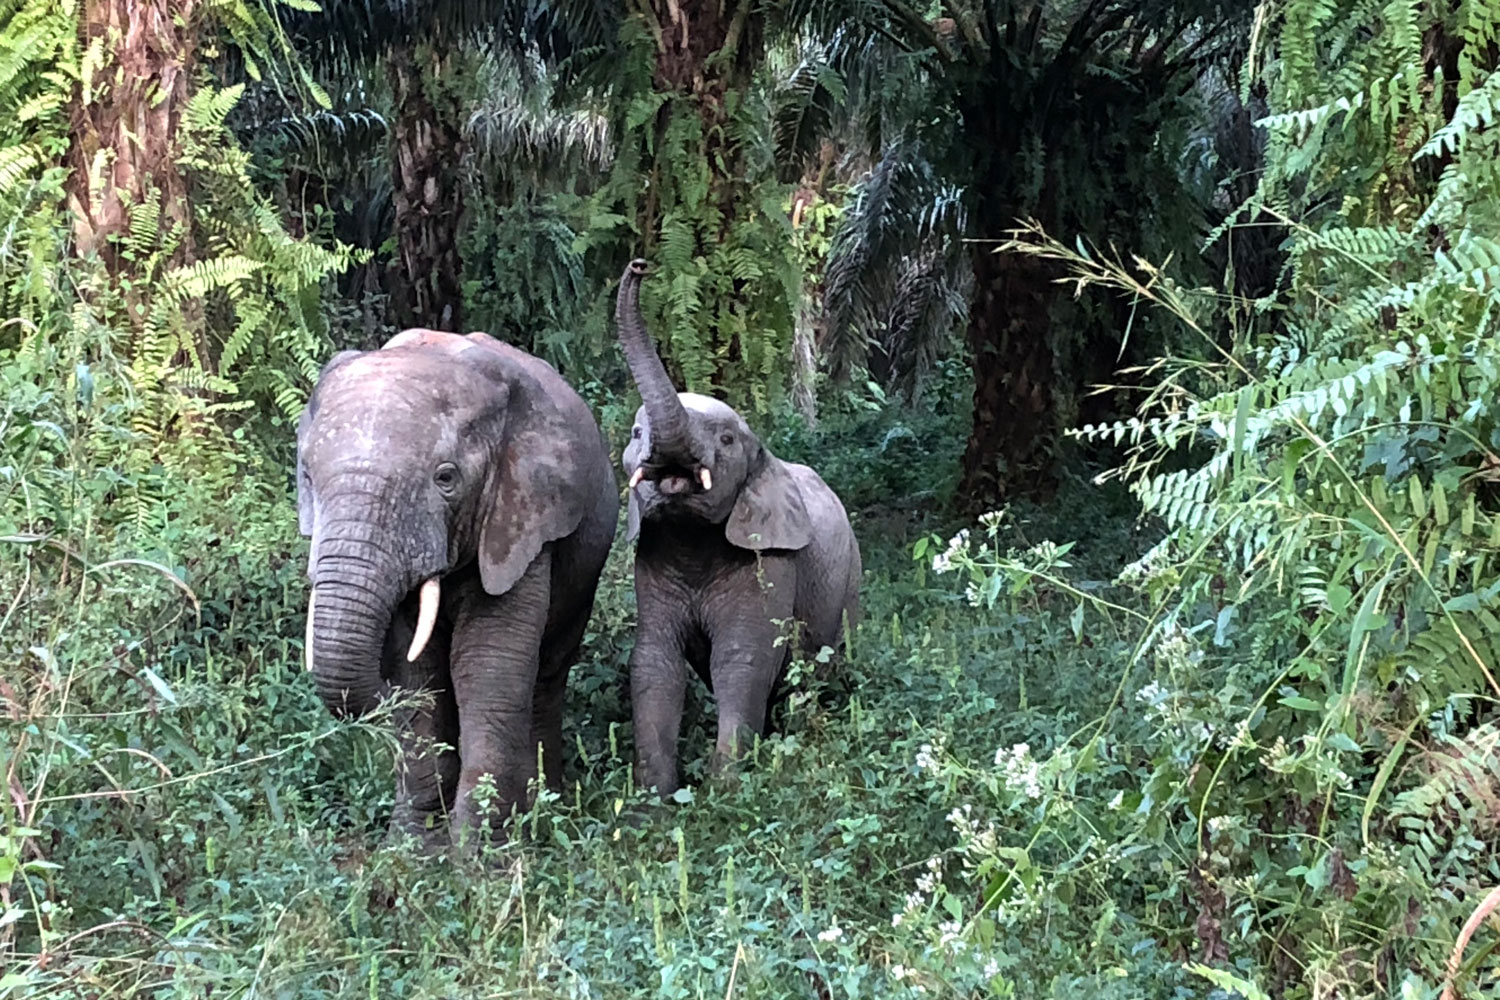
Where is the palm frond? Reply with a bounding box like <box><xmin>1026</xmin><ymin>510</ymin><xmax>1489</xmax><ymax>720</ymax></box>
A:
<box><xmin>822</xmin><ymin>140</ymin><xmax>969</xmax><ymax>394</ymax></box>
<box><xmin>466</xmin><ymin>46</ymin><xmax>614</xmax><ymax>190</ymax></box>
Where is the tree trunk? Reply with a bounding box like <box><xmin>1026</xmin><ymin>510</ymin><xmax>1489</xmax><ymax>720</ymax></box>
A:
<box><xmin>791</xmin><ymin>283</ymin><xmax>819</xmax><ymax>427</ymax></box>
<box><xmin>958</xmin><ymin>241</ymin><xmax>1060</xmax><ymax>512</ymax></box>
<box><xmin>388</xmin><ymin>45</ymin><xmax>465</xmax><ymax>332</ymax></box>
<box><xmin>641</xmin><ymin>0</ymin><xmax>763</xmax><ymax>391</ymax></box>
<box><xmin>66</xmin><ymin>0</ymin><xmax>197</xmax><ymax>283</ymax></box>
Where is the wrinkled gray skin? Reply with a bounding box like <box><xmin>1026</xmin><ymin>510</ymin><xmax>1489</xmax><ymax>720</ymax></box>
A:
<box><xmin>615</xmin><ymin>260</ymin><xmax>861</xmax><ymax>796</ymax></box>
<box><xmin>296</xmin><ymin>329</ymin><xmax>617</xmax><ymax>846</ymax></box>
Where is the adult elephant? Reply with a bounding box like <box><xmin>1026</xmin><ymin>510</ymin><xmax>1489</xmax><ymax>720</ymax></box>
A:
<box><xmin>615</xmin><ymin>259</ymin><xmax>861</xmax><ymax>797</ymax></box>
<box><xmin>296</xmin><ymin>329</ymin><xmax>618</xmax><ymax>845</ymax></box>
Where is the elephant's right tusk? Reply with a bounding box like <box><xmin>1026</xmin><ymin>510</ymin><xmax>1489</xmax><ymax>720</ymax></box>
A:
<box><xmin>698</xmin><ymin>467</ymin><xmax>713</xmax><ymax>491</ymax></box>
<box><xmin>407</xmin><ymin>577</ymin><xmax>441</xmax><ymax>662</ymax></box>
<box><xmin>304</xmin><ymin>587</ymin><xmax>316</xmax><ymax>673</ymax></box>
<box><xmin>628</xmin><ymin>467</ymin><xmax>644</xmax><ymax>490</ymax></box>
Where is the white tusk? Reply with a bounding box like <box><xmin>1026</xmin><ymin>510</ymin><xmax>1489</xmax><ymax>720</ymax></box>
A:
<box><xmin>304</xmin><ymin>588</ymin><xmax>316</xmax><ymax>673</ymax></box>
<box><xmin>628</xmin><ymin>467</ymin><xmax>644</xmax><ymax>490</ymax></box>
<box><xmin>698</xmin><ymin>467</ymin><xmax>713</xmax><ymax>491</ymax></box>
<box><xmin>407</xmin><ymin>577</ymin><xmax>441</xmax><ymax>662</ymax></box>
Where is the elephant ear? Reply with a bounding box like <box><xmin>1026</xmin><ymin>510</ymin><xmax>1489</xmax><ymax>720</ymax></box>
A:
<box><xmin>725</xmin><ymin>451</ymin><xmax>813</xmax><ymax>552</ymax></box>
<box><xmin>296</xmin><ymin>350</ymin><xmax>362</xmax><ymax>537</ymax></box>
<box><xmin>461</xmin><ymin>344</ymin><xmax>601</xmax><ymax>596</ymax></box>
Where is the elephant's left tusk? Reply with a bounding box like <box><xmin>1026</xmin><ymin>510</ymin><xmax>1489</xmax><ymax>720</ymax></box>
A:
<box><xmin>628</xmin><ymin>467</ymin><xmax>644</xmax><ymax>490</ymax></box>
<box><xmin>698</xmin><ymin>467</ymin><xmax>713</xmax><ymax>491</ymax></box>
<box><xmin>407</xmin><ymin>577</ymin><xmax>441</xmax><ymax>662</ymax></box>
<box><xmin>304</xmin><ymin>588</ymin><xmax>316</xmax><ymax>673</ymax></box>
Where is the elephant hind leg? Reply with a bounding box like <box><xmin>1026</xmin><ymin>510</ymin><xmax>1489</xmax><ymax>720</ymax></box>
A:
<box><xmin>531</xmin><ymin>610</ymin><xmax>589</xmax><ymax>792</ymax></box>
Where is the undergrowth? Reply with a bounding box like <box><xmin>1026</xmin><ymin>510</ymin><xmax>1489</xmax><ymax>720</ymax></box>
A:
<box><xmin>3</xmin><ymin>334</ymin><xmax>1181</xmax><ymax>998</ymax></box>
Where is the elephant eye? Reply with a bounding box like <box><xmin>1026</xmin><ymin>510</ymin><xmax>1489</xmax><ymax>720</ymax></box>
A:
<box><xmin>632</xmin><ymin>426</ymin><xmax>642</xmax><ymax>440</ymax></box>
<box><xmin>719</xmin><ymin>432</ymin><xmax>735</xmax><ymax>446</ymax></box>
<box><xmin>433</xmin><ymin>463</ymin><xmax>459</xmax><ymax>491</ymax></box>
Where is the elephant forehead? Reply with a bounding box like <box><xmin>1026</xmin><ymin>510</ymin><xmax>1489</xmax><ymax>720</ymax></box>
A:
<box><xmin>305</xmin><ymin>404</ymin><xmax>461</xmax><ymax>455</ymax></box>
<box><xmin>308</xmin><ymin>369</ymin><xmax>469</xmax><ymax>454</ymax></box>
<box><xmin>678</xmin><ymin>392</ymin><xmax>739</xmax><ymax>422</ymax></box>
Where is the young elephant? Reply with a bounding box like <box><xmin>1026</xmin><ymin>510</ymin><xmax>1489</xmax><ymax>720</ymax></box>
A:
<box><xmin>615</xmin><ymin>260</ymin><xmax>861</xmax><ymax>796</ymax></box>
<box><xmin>297</xmin><ymin>329</ymin><xmax>618</xmax><ymax>845</ymax></box>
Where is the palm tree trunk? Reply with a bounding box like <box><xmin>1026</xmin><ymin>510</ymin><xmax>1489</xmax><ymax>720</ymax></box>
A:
<box><xmin>641</xmin><ymin>0</ymin><xmax>762</xmax><ymax>390</ymax></box>
<box><xmin>66</xmin><ymin>0</ymin><xmax>198</xmax><ymax>314</ymax></box>
<box><xmin>791</xmin><ymin>283</ymin><xmax>819</xmax><ymax>427</ymax></box>
<box><xmin>388</xmin><ymin>44</ymin><xmax>465</xmax><ymax>332</ymax></box>
<box><xmin>958</xmin><ymin>240</ymin><xmax>1060</xmax><ymax>512</ymax></box>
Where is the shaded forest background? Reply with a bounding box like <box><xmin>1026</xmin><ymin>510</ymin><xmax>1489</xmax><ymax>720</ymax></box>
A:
<box><xmin>4</xmin><ymin>0</ymin><xmax>1500</xmax><ymax>997</ymax></box>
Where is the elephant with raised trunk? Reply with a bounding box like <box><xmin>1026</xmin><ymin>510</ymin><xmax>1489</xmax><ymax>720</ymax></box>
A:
<box><xmin>615</xmin><ymin>259</ymin><xmax>862</xmax><ymax>797</ymax></box>
<box><xmin>297</xmin><ymin>329</ymin><xmax>617</xmax><ymax>845</ymax></box>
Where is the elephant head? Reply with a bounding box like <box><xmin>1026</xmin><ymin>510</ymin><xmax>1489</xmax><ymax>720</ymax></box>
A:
<box><xmin>616</xmin><ymin>260</ymin><xmax>812</xmax><ymax>550</ymax></box>
<box><xmin>296</xmin><ymin>330</ymin><xmax>595</xmax><ymax>718</ymax></box>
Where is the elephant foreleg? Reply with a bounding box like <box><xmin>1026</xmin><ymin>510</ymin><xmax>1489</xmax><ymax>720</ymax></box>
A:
<box><xmin>384</xmin><ymin>605</ymin><xmax>459</xmax><ymax>850</ymax></box>
<box><xmin>631</xmin><ymin>641</ymin><xmax>689</xmax><ymax>798</ymax></box>
<box><xmin>448</xmin><ymin>552</ymin><xmax>551</xmax><ymax>844</ymax></box>
<box><xmin>705</xmin><ymin>561</ymin><xmax>795</xmax><ymax>774</ymax></box>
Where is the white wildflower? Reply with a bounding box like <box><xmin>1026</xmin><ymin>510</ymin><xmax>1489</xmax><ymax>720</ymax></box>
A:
<box><xmin>1135</xmin><ymin>680</ymin><xmax>1164</xmax><ymax>705</ymax></box>
<box><xmin>890</xmin><ymin>964</ymin><xmax>908</xmax><ymax>981</ymax></box>
<box><xmin>992</xmin><ymin>743</ymin><xmax>1043</xmax><ymax>799</ymax></box>
<box><xmin>938</xmin><ymin>919</ymin><xmax>964</xmax><ymax>950</ymax></box>
<box><xmin>930</xmin><ymin>529</ymin><xmax>970</xmax><ymax>574</ymax></box>
<box><xmin>817</xmin><ymin>924</ymin><xmax>843</xmax><ymax>943</ymax></box>
<box><xmin>983</xmin><ymin>958</ymin><xmax>1000</xmax><ymax>979</ymax></box>
<box><xmin>1107</xmin><ymin>790</ymin><xmax>1124</xmax><ymax>810</ymax></box>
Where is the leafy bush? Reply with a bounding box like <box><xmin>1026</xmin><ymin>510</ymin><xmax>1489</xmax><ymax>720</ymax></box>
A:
<box><xmin>915</xmin><ymin>0</ymin><xmax>1500</xmax><ymax>993</ymax></box>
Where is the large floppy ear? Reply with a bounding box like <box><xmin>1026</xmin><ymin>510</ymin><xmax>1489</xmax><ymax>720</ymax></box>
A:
<box><xmin>296</xmin><ymin>350</ymin><xmax>361</xmax><ymax>537</ymax></box>
<box><xmin>461</xmin><ymin>344</ymin><xmax>601</xmax><ymax>596</ymax></box>
<box><xmin>725</xmin><ymin>449</ymin><xmax>813</xmax><ymax>552</ymax></box>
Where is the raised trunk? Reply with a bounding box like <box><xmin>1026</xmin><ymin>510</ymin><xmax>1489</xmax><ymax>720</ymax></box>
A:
<box><xmin>958</xmin><ymin>243</ymin><xmax>1060</xmax><ymax>512</ymax></box>
<box><xmin>616</xmin><ymin>261</ymin><xmax>694</xmax><ymax>459</ymax></box>
<box><xmin>388</xmin><ymin>44</ymin><xmax>464</xmax><ymax>332</ymax></box>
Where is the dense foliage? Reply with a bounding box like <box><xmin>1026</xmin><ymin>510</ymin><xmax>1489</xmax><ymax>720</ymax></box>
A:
<box><xmin>3</xmin><ymin>0</ymin><xmax>1500</xmax><ymax>997</ymax></box>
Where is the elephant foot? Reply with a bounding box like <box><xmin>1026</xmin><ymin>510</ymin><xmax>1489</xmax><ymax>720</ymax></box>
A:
<box><xmin>616</xmin><ymin>800</ymin><xmax>661</xmax><ymax>830</ymax></box>
<box><xmin>447</xmin><ymin>828</ymin><xmax>523</xmax><ymax>873</ymax></box>
<box><xmin>384</xmin><ymin>811</ymin><xmax>451</xmax><ymax>857</ymax></box>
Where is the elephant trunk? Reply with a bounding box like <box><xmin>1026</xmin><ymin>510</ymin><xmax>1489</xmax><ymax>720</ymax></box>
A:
<box><xmin>616</xmin><ymin>259</ymin><xmax>695</xmax><ymax>463</ymax></box>
<box><xmin>306</xmin><ymin>519</ymin><xmax>409</xmax><ymax>719</ymax></box>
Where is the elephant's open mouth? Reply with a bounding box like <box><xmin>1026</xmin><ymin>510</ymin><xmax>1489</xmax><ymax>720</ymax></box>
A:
<box><xmin>629</xmin><ymin>460</ymin><xmax>712</xmax><ymax>496</ymax></box>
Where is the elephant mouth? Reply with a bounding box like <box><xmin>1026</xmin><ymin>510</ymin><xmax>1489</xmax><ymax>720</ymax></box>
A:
<box><xmin>628</xmin><ymin>461</ymin><xmax>712</xmax><ymax>497</ymax></box>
